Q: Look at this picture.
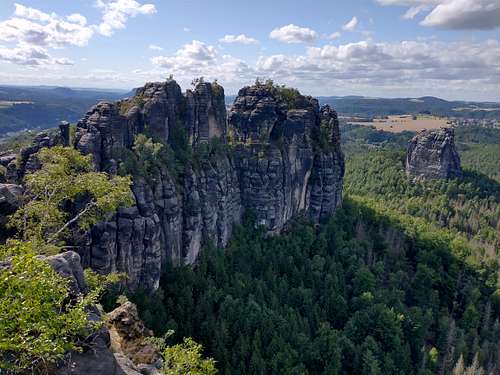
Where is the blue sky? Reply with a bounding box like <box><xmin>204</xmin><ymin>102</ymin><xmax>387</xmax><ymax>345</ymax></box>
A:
<box><xmin>0</xmin><ymin>0</ymin><xmax>499</xmax><ymax>100</ymax></box>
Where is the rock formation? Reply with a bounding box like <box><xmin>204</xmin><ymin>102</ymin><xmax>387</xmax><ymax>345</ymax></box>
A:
<box><xmin>229</xmin><ymin>85</ymin><xmax>344</xmax><ymax>231</ymax></box>
<box><xmin>107</xmin><ymin>301</ymin><xmax>161</xmax><ymax>373</ymax></box>
<box><xmin>3</xmin><ymin>79</ymin><xmax>344</xmax><ymax>290</ymax></box>
<box><xmin>36</xmin><ymin>252</ymin><xmax>160</xmax><ymax>375</ymax></box>
<box><xmin>406</xmin><ymin>128</ymin><xmax>462</xmax><ymax>179</ymax></box>
<box><xmin>71</xmin><ymin>81</ymin><xmax>344</xmax><ymax>289</ymax></box>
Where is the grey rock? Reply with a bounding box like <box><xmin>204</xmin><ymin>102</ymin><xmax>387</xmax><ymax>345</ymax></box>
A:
<box><xmin>66</xmin><ymin>80</ymin><xmax>344</xmax><ymax>290</ymax></box>
<box><xmin>44</xmin><ymin>251</ymin><xmax>89</xmax><ymax>296</ymax></box>
<box><xmin>59</xmin><ymin>121</ymin><xmax>71</xmax><ymax>146</ymax></box>
<box><xmin>54</xmin><ymin>327</ymin><xmax>128</xmax><ymax>375</ymax></box>
<box><xmin>229</xmin><ymin>85</ymin><xmax>344</xmax><ymax>232</ymax></box>
<box><xmin>0</xmin><ymin>183</ymin><xmax>22</xmax><ymax>239</ymax></box>
<box><xmin>4</xmin><ymin>130</ymin><xmax>63</xmax><ymax>182</ymax></box>
<box><xmin>406</xmin><ymin>128</ymin><xmax>462</xmax><ymax>179</ymax></box>
<box><xmin>185</xmin><ymin>81</ymin><xmax>227</xmax><ymax>145</ymax></box>
<box><xmin>0</xmin><ymin>183</ymin><xmax>21</xmax><ymax>214</ymax></box>
<box><xmin>0</xmin><ymin>152</ymin><xmax>16</xmax><ymax>168</ymax></box>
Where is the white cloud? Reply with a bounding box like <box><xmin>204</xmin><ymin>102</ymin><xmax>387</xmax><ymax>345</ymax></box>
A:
<box><xmin>0</xmin><ymin>13</ymin><xmax>95</xmax><ymax>48</ymax></box>
<box><xmin>422</xmin><ymin>0</ymin><xmax>500</xmax><ymax>29</ymax></box>
<box><xmin>327</xmin><ymin>32</ymin><xmax>341</xmax><ymax>40</ymax></box>
<box><xmin>376</xmin><ymin>0</ymin><xmax>500</xmax><ymax>30</ymax></box>
<box><xmin>220</xmin><ymin>34</ymin><xmax>258</xmax><ymax>45</ymax></box>
<box><xmin>0</xmin><ymin>1</ymin><xmax>156</xmax><ymax>66</ymax></box>
<box><xmin>14</xmin><ymin>3</ymin><xmax>54</xmax><ymax>22</ymax></box>
<box><xmin>96</xmin><ymin>0</ymin><xmax>156</xmax><ymax>36</ymax></box>
<box><xmin>254</xmin><ymin>39</ymin><xmax>500</xmax><ymax>97</ymax></box>
<box><xmin>151</xmin><ymin>41</ymin><xmax>255</xmax><ymax>88</ymax></box>
<box><xmin>67</xmin><ymin>14</ymin><xmax>88</xmax><ymax>26</ymax></box>
<box><xmin>183</xmin><ymin>27</ymin><xmax>191</xmax><ymax>32</ymax></box>
<box><xmin>152</xmin><ymin>40</ymin><xmax>217</xmax><ymax>69</ymax></box>
<box><xmin>343</xmin><ymin>16</ymin><xmax>359</xmax><ymax>31</ymax></box>
<box><xmin>149</xmin><ymin>44</ymin><xmax>163</xmax><ymax>51</ymax></box>
<box><xmin>269</xmin><ymin>24</ymin><xmax>318</xmax><ymax>44</ymax></box>
<box><xmin>0</xmin><ymin>43</ymin><xmax>73</xmax><ymax>65</ymax></box>
<box><xmin>2</xmin><ymin>37</ymin><xmax>499</xmax><ymax>100</ymax></box>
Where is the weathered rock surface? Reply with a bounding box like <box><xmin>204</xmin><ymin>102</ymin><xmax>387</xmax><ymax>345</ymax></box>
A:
<box><xmin>71</xmin><ymin>81</ymin><xmax>344</xmax><ymax>289</ymax></box>
<box><xmin>229</xmin><ymin>85</ymin><xmax>344</xmax><ymax>232</ymax></box>
<box><xmin>4</xmin><ymin>80</ymin><xmax>344</xmax><ymax>291</ymax></box>
<box><xmin>44</xmin><ymin>251</ymin><xmax>89</xmax><ymax>296</ymax></box>
<box><xmin>43</xmin><ymin>252</ymin><xmax>157</xmax><ymax>375</ymax></box>
<box><xmin>0</xmin><ymin>183</ymin><xmax>22</xmax><ymax>241</ymax></box>
<box><xmin>406</xmin><ymin>128</ymin><xmax>462</xmax><ymax>179</ymax></box>
<box><xmin>107</xmin><ymin>301</ymin><xmax>160</xmax><ymax>368</ymax></box>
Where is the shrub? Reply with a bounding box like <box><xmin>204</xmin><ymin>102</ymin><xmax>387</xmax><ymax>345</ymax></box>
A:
<box><xmin>0</xmin><ymin>241</ymin><xmax>99</xmax><ymax>372</ymax></box>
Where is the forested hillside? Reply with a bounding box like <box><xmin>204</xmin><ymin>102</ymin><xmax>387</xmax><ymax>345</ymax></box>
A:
<box><xmin>118</xmin><ymin>122</ymin><xmax>500</xmax><ymax>374</ymax></box>
<box><xmin>317</xmin><ymin>96</ymin><xmax>500</xmax><ymax>119</ymax></box>
<box><xmin>1</xmin><ymin>80</ymin><xmax>498</xmax><ymax>374</ymax></box>
<box><xmin>125</xmin><ymin>198</ymin><xmax>499</xmax><ymax>374</ymax></box>
<box><xmin>0</xmin><ymin>86</ymin><xmax>127</xmax><ymax>135</ymax></box>
<box><xmin>345</xmin><ymin>151</ymin><xmax>499</xmax><ymax>260</ymax></box>
<box><xmin>340</xmin><ymin>123</ymin><xmax>500</xmax><ymax>182</ymax></box>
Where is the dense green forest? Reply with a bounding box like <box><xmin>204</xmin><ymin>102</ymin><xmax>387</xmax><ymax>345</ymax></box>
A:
<box><xmin>123</xmin><ymin>198</ymin><xmax>498</xmax><ymax>374</ymax></box>
<box><xmin>2</xmin><ymin>112</ymin><xmax>498</xmax><ymax>373</ymax></box>
<box><xmin>345</xmin><ymin>151</ymin><xmax>499</xmax><ymax>261</ymax></box>
<box><xmin>113</xmin><ymin>122</ymin><xmax>499</xmax><ymax>374</ymax></box>
<box><xmin>340</xmin><ymin>123</ymin><xmax>500</xmax><ymax>182</ymax></box>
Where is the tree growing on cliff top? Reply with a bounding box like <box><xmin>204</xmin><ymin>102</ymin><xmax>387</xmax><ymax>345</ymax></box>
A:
<box><xmin>8</xmin><ymin>146</ymin><xmax>133</xmax><ymax>251</ymax></box>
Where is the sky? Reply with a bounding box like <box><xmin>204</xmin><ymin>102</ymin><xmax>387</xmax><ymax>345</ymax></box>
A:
<box><xmin>0</xmin><ymin>0</ymin><xmax>499</xmax><ymax>101</ymax></box>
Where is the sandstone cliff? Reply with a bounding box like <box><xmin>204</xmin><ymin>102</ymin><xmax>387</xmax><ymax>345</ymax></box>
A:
<box><xmin>4</xmin><ymin>80</ymin><xmax>344</xmax><ymax>290</ymax></box>
<box><xmin>406</xmin><ymin>128</ymin><xmax>462</xmax><ymax>179</ymax></box>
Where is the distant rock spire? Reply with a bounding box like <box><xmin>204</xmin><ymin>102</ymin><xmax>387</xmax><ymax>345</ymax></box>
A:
<box><xmin>405</xmin><ymin>127</ymin><xmax>462</xmax><ymax>179</ymax></box>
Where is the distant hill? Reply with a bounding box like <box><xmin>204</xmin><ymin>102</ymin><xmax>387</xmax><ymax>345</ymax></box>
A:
<box><xmin>3</xmin><ymin>86</ymin><xmax>499</xmax><ymax>137</ymax></box>
<box><xmin>224</xmin><ymin>94</ymin><xmax>500</xmax><ymax>119</ymax></box>
<box><xmin>0</xmin><ymin>85</ymin><xmax>128</xmax><ymax>135</ymax></box>
<box><xmin>317</xmin><ymin>95</ymin><xmax>500</xmax><ymax>119</ymax></box>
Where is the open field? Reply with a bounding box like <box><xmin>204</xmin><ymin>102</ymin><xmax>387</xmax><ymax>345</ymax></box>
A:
<box><xmin>0</xmin><ymin>100</ymin><xmax>33</xmax><ymax>108</ymax></box>
<box><xmin>349</xmin><ymin>115</ymin><xmax>451</xmax><ymax>133</ymax></box>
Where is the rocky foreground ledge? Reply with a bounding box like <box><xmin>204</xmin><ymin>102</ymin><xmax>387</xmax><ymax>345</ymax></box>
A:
<box><xmin>1</xmin><ymin>80</ymin><xmax>345</xmax><ymax>290</ymax></box>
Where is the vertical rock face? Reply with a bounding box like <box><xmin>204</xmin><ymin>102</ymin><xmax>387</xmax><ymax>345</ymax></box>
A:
<box><xmin>185</xmin><ymin>82</ymin><xmax>227</xmax><ymax>145</ymax></box>
<box><xmin>406</xmin><ymin>128</ymin><xmax>462</xmax><ymax>179</ymax></box>
<box><xmin>74</xmin><ymin>79</ymin><xmax>227</xmax><ymax>172</ymax></box>
<box><xmin>229</xmin><ymin>84</ymin><xmax>344</xmax><ymax>232</ymax></box>
<box><xmin>59</xmin><ymin>80</ymin><xmax>345</xmax><ymax>290</ymax></box>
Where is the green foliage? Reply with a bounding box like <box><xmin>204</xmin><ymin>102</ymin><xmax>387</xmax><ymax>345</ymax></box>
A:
<box><xmin>169</xmin><ymin>120</ymin><xmax>192</xmax><ymax>169</ymax></box>
<box><xmin>344</xmin><ymin>149</ymin><xmax>499</xmax><ymax>261</ymax></box>
<box><xmin>68</xmin><ymin>124</ymin><xmax>77</xmax><ymax>145</ymax></box>
<box><xmin>9</xmin><ymin>146</ymin><xmax>133</xmax><ymax>248</ymax></box>
<box><xmin>0</xmin><ymin>241</ymin><xmax>100</xmax><ymax>372</ymax></box>
<box><xmin>211</xmin><ymin>80</ymin><xmax>224</xmax><ymax>97</ymax></box>
<box><xmin>161</xmin><ymin>337</ymin><xmax>217</xmax><ymax>375</ymax></box>
<box><xmin>192</xmin><ymin>137</ymin><xmax>228</xmax><ymax>168</ymax></box>
<box><xmin>130</xmin><ymin>198</ymin><xmax>498</xmax><ymax>374</ymax></box>
<box><xmin>254</xmin><ymin>79</ymin><xmax>304</xmax><ymax>109</ymax></box>
<box><xmin>0</xmin><ymin>131</ymin><xmax>38</xmax><ymax>153</ymax></box>
<box><xmin>339</xmin><ymin>122</ymin><xmax>413</xmax><ymax>157</ymax></box>
<box><xmin>118</xmin><ymin>94</ymin><xmax>145</xmax><ymax>116</ymax></box>
<box><xmin>115</xmin><ymin>133</ymin><xmax>179</xmax><ymax>181</ymax></box>
<box><xmin>459</xmin><ymin>144</ymin><xmax>500</xmax><ymax>181</ymax></box>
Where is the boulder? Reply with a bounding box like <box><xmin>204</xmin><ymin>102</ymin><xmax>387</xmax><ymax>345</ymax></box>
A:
<box><xmin>0</xmin><ymin>183</ymin><xmax>22</xmax><ymax>240</ymax></box>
